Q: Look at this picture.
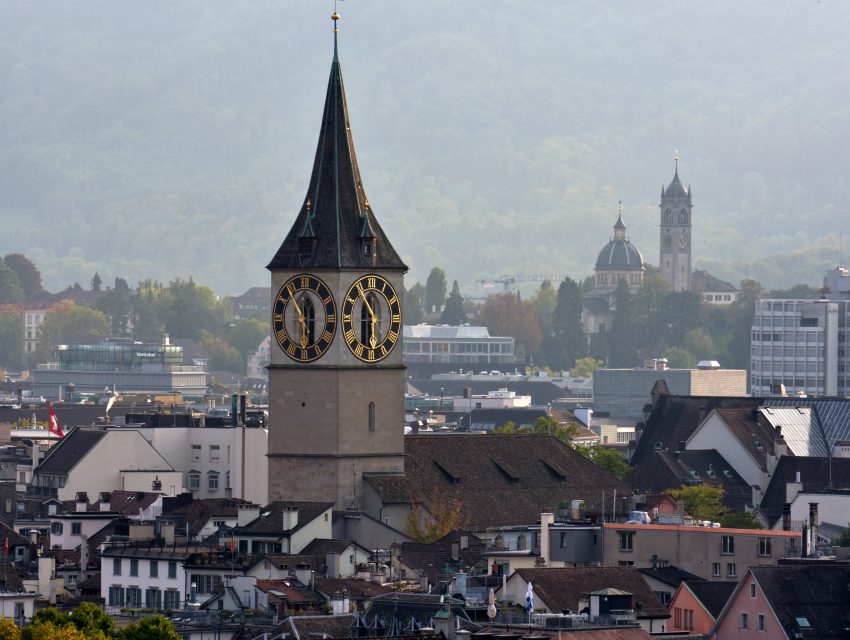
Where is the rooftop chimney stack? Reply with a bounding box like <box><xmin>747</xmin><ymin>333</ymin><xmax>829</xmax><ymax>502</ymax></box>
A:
<box><xmin>75</xmin><ymin>492</ymin><xmax>88</xmax><ymax>513</ymax></box>
<box><xmin>282</xmin><ymin>506</ymin><xmax>299</xmax><ymax>531</ymax></box>
<box><xmin>809</xmin><ymin>502</ymin><xmax>819</xmax><ymax>557</ymax></box>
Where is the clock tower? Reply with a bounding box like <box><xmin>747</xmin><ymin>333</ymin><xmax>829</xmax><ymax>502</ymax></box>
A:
<box><xmin>659</xmin><ymin>152</ymin><xmax>692</xmax><ymax>292</ymax></box>
<box><xmin>266</xmin><ymin>12</ymin><xmax>407</xmax><ymax>509</ymax></box>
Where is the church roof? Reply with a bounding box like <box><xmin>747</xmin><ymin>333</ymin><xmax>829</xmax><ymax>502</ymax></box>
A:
<box><xmin>595</xmin><ymin>213</ymin><xmax>644</xmax><ymax>271</ymax></box>
<box><xmin>267</xmin><ymin>30</ymin><xmax>406</xmax><ymax>272</ymax></box>
<box><xmin>663</xmin><ymin>166</ymin><xmax>689</xmax><ymax>199</ymax></box>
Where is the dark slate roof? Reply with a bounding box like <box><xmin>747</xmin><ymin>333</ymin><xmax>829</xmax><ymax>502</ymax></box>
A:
<box><xmin>684</xmin><ymin>580</ymin><xmax>736</xmax><ymax>620</ymax></box>
<box><xmin>757</xmin><ymin>456</ymin><xmax>850</xmax><ymax>526</ymax></box>
<box><xmin>301</xmin><ymin>538</ymin><xmax>353</xmax><ymax>556</ymax></box>
<box><xmin>691</xmin><ymin>270</ymin><xmax>737</xmax><ymax>294</ymax></box>
<box><xmin>158</xmin><ymin>497</ymin><xmax>254</xmax><ymax>537</ymax></box>
<box><xmin>266</xmin><ymin>35</ymin><xmax>405</xmax><ymax>272</ymax></box>
<box><xmin>628</xmin><ymin>450</ymin><xmax>751</xmax><ymax>511</ymax></box>
<box><xmin>101</xmin><ymin>490</ymin><xmax>162</xmax><ymax>517</ymax></box>
<box><xmin>510</xmin><ymin>567</ymin><xmax>668</xmax><ymax>618</ymax></box>
<box><xmin>314</xmin><ymin>577</ymin><xmax>393</xmax><ymax>600</ymax></box>
<box><xmin>750</xmin><ymin>565</ymin><xmax>850</xmax><ymax>638</ymax></box>
<box><xmin>709</xmin><ymin>408</ymin><xmax>780</xmax><ymax>469</ymax></box>
<box><xmin>638</xmin><ymin>565</ymin><xmax>703</xmax><ymax>589</ymax></box>
<box><xmin>0</xmin><ymin>561</ymin><xmax>24</xmax><ymax>592</ymax></box>
<box><xmin>0</xmin><ymin>405</ymin><xmax>108</xmax><ymax>431</ymax></box>
<box><xmin>632</xmin><ymin>395</ymin><xmax>763</xmax><ymax>468</ymax></box>
<box><xmin>365</xmin><ymin>434</ymin><xmax>634</xmax><ymax>528</ymax></box>
<box><xmin>34</xmin><ymin>427</ymin><xmax>107</xmax><ymax>476</ymax></box>
<box><xmin>233</xmin><ymin>501</ymin><xmax>333</xmax><ymax>536</ymax></box>
<box><xmin>663</xmin><ymin>168</ymin><xmax>689</xmax><ymax>199</ymax></box>
<box><xmin>356</xmin><ymin>593</ymin><xmax>469</xmax><ymax>631</ymax></box>
<box><xmin>256</xmin><ymin>579</ymin><xmax>323</xmax><ymax>606</ymax></box>
<box><xmin>394</xmin><ymin>530</ymin><xmax>486</xmax><ymax>584</ymax></box>
<box><xmin>595</xmin><ymin>239</ymin><xmax>644</xmax><ymax>270</ymax></box>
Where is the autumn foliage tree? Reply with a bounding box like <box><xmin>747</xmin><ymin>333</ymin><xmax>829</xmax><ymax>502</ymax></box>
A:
<box><xmin>405</xmin><ymin>486</ymin><xmax>471</xmax><ymax>543</ymax></box>
<box><xmin>476</xmin><ymin>293</ymin><xmax>542</xmax><ymax>359</ymax></box>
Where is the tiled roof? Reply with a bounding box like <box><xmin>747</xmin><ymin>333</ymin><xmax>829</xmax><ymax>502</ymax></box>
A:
<box><xmin>159</xmin><ymin>497</ymin><xmax>254</xmax><ymax>537</ymax></box>
<box><xmin>684</xmin><ymin>580</ymin><xmax>736</xmax><ymax>619</ymax></box>
<box><xmin>510</xmin><ymin>567</ymin><xmax>668</xmax><ymax>618</ymax></box>
<box><xmin>301</xmin><ymin>538</ymin><xmax>353</xmax><ymax>556</ymax></box>
<box><xmin>255</xmin><ymin>579</ymin><xmax>322</xmax><ymax>605</ymax></box>
<box><xmin>628</xmin><ymin>449</ymin><xmax>751</xmax><ymax>511</ymax></box>
<box><xmin>0</xmin><ymin>405</ymin><xmax>106</xmax><ymax>431</ymax></box>
<box><xmin>394</xmin><ymin>530</ymin><xmax>485</xmax><ymax>584</ymax></box>
<box><xmin>757</xmin><ymin>456</ymin><xmax>850</xmax><ymax>526</ymax></box>
<box><xmin>266</xmin><ymin>39</ymin><xmax>405</xmax><ymax>272</ymax></box>
<box><xmin>691</xmin><ymin>270</ymin><xmax>737</xmax><ymax>293</ymax></box>
<box><xmin>710</xmin><ymin>408</ymin><xmax>779</xmax><ymax>468</ymax></box>
<box><xmin>632</xmin><ymin>395</ymin><xmax>763</xmax><ymax>468</ymax></box>
<box><xmin>0</xmin><ymin>561</ymin><xmax>24</xmax><ymax>592</ymax></box>
<box><xmin>581</xmin><ymin>294</ymin><xmax>613</xmax><ymax>315</ymax></box>
<box><xmin>750</xmin><ymin>565</ymin><xmax>850</xmax><ymax>637</ymax></box>
<box><xmin>313</xmin><ymin>578</ymin><xmax>393</xmax><ymax>600</ymax></box>
<box><xmin>100</xmin><ymin>490</ymin><xmax>162</xmax><ymax>516</ymax></box>
<box><xmin>366</xmin><ymin>434</ymin><xmax>634</xmax><ymax>528</ymax></box>
<box><xmin>34</xmin><ymin>427</ymin><xmax>106</xmax><ymax>476</ymax></box>
<box><xmin>233</xmin><ymin>501</ymin><xmax>333</xmax><ymax>536</ymax></box>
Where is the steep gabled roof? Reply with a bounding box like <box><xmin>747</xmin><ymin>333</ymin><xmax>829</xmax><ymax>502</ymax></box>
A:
<box><xmin>366</xmin><ymin>434</ymin><xmax>634</xmax><ymax>528</ymax></box>
<box><xmin>638</xmin><ymin>565</ymin><xmax>703</xmax><ymax>588</ymax></box>
<box><xmin>683</xmin><ymin>580</ymin><xmax>736</xmax><ymax>620</ymax></box>
<box><xmin>509</xmin><ymin>567</ymin><xmax>668</xmax><ymax>618</ymax></box>
<box><xmin>233</xmin><ymin>501</ymin><xmax>333</xmax><ymax>536</ymax></box>
<box><xmin>703</xmin><ymin>407</ymin><xmax>779</xmax><ymax>469</ymax></box>
<box><xmin>267</xmin><ymin>32</ymin><xmax>405</xmax><ymax>272</ymax></box>
<box><xmin>750</xmin><ymin>565</ymin><xmax>850</xmax><ymax>638</ymax></box>
<box><xmin>757</xmin><ymin>456</ymin><xmax>850</xmax><ymax>526</ymax></box>
<box><xmin>34</xmin><ymin>427</ymin><xmax>107</xmax><ymax>476</ymax></box>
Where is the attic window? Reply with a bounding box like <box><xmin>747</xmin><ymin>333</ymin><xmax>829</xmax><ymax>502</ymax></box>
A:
<box><xmin>298</xmin><ymin>237</ymin><xmax>316</xmax><ymax>261</ymax></box>
<box><xmin>433</xmin><ymin>460</ymin><xmax>462</xmax><ymax>484</ymax></box>
<box><xmin>539</xmin><ymin>458</ymin><xmax>567</xmax><ymax>480</ymax></box>
<box><xmin>490</xmin><ymin>457</ymin><xmax>520</xmax><ymax>482</ymax></box>
<box><xmin>654</xmin><ymin>442</ymin><xmax>663</xmax><ymax>450</ymax></box>
<box><xmin>363</xmin><ymin>241</ymin><xmax>372</xmax><ymax>256</ymax></box>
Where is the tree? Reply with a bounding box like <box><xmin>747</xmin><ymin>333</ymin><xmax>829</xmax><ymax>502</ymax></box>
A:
<box><xmin>404</xmin><ymin>485</ymin><xmax>471</xmax><ymax>543</ymax></box>
<box><xmin>131</xmin><ymin>282</ymin><xmax>166</xmax><ymax>342</ymax></box>
<box><xmin>663</xmin><ymin>345</ymin><xmax>696</xmax><ymax>369</ymax></box>
<box><xmin>97</xmin><ymin>277</ymin><xmax>133</xmax><ymax>336</ymax></box>
<box><xmin>682</xmin><ymin>329</ymin><xmax>715</xmax><ymax>361</ymax></box>
<box><xmin>668</xmin><ymin>484</ymin><xmax>725</xmax><ymax>522</ymax></box>
<box><xmin>570</xmin><ymin>357</ymin><xmax>603</xmax><ymax>378</ymax></box>
<box><xmin>657</xmin><ymin>290</ymin><xmax>703</xmax><ymax>347</ymax></box>
<box><xmin>33</xmin><ymin>302</ymin><xmax>110</xmax><ymax>362</ymax></box>
<box><xmin>0</xmin><ymin>314</ymin><xmax>24</xmax><ymax>370</ymax></box>
<box><xmin>608</xmin><ymin>279</ymin><xmax>639</xmax><ymax>367</ymax></box>
<box><xmin>540</xmin><ymin>277</ymin><xmax>587</xmax><ymax>370</ymax></box>
<box><xmin>439</xmin><ymin>281</ymin><xmax>466</xmax><ymax>325</ymax></box>
<box><xmin>0</xmin><ymin>262</ymin><xmax>23</xmax><ymax>304</ymax></box>
<box><xmin>118</xmin><ymin>615</ymin><xmax>180</xmax><ymax>640</ymax></box>
<box><xmin>68</xmin><ymin>602</ymin><xmax>114</xmax><ymax>639</ymax></box>
<box><xmin>156</xmin><ymin>278</ymin><xmax>228</xmax><ymax>340</ymax></box>
<box><xmin>226</xmin><ymin>318</ymin><xmax>268</xmax><ymax>362</ymax></box>
<box><xmin>424</xmin><ymin>267</ymin><xmax>448</xmax><ymax>313</ymax></box>
<box><xmin>719</xmin><ymin>511</ymin><xmax>762</xmax><ymax>529</ymax></box>
<box><xmin>832</xmin><ymin>524</ymin><xmax>850</xmax><ymax>547</ymax></box>
<box><xmin>532</xmin><ymin>280</ymin><xmax>557</xmax><ymax>336</ymax></box>
<box><xmin>493</xmin><ymin>415</ymin><xmax>580</xmax><ymax>444</ymax></box>
<box><xmin>580</xmin><ymin>446</ymin><xmax>631</xmax><ymax>479</ymax></box>
<box><xmin>198</xmin><ymin>330</ymin><xmax>243</xmax><ymax>373</ymax></box>
<box><xmin>91</xmin><ymin>272</ymin><xmax>102</xmax><ymax>291</ymax></box>
<box><xmin>2</xmin><ymin>254</ymin><xmax>44</xmax><ymax>300</ymax></box>
<box><xmin>476</xmin><ymin>293</ymin><xmax>542</xmax><ymax>360</ymax></box>
<box><xmin>404</xmin><ymin>282</ymin><xmax>426</xmax><ymax>324</ymax></box>
<box><xmin>0</xmin><ymin>618</ymin><xmax>21</xmax><ymax>640</ymax></box>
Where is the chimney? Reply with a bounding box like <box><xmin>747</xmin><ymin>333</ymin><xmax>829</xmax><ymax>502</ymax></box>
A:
<box><xmin>75</xmin><ymin>492</ymin><xmax>88</xmax><ymax>512</ymax></box>
<box><xmin>99</xmin><ymin>492</ymin><xmax>111</xmax><ymax>512</ymax></box>
<box><xmin>809</xmin><ymin>503</ymin><xmax>819</xmax><ymax>557</ymax></box>
<box><xmin>282</xmin><ymin>506</ymin><xmax>299</xmax><ymax>531</ymax></box>
<box><xmin>651</xmin><ymin>554</ymin><xmax>658</xmax><ymax>570</ymax></box>
<box><xmin>79</xmin><ymin>534</ymin><xmax>89</xmax><ymax>583</ymax></box>
<box><xmin>237</xmin><ymin>505</ymin><xmax>261</xmax><ymax>527</ymax></box>
<box><xmin>782</xmin><ymin>503</ymin><xmax>791</xmax><ymax>531</ymax></box>
<box><xmin>539</xmin><ymin>511</ymin><xmax>554</xmax><ymax>566</ymax></box>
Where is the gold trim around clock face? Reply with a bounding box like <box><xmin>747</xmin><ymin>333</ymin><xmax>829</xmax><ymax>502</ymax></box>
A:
<box><xmin>273</xmin><ymin>274</ymin><xmax>337</xmax><ymax>363</ymax></box>
<box><xmin>341</xmin><ymin>274</ymin><xmax>402</xmax><ymax>363</ymax></box>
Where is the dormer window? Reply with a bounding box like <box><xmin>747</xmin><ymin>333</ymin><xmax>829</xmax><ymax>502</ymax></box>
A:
<box><xmin>363</xmin><ymin>241</ymin><xmax>372</xmax><ymax>256</ymax></box>
<box><xmin>298</xmin><ymin>237</ymin><xmax>316</xmax><ymax>261</ymax></box>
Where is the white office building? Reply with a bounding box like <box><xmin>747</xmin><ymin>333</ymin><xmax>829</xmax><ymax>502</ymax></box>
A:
<box><xmin>750</xmin><ymin>299</ymin><xmax>848</xmax><ymax>397</ymax></box>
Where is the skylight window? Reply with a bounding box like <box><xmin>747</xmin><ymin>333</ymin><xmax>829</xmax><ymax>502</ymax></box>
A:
<box><xmin>795</xmin><ymin>617</ymin><xmax>811</xmax><ymax>628</ymax></box>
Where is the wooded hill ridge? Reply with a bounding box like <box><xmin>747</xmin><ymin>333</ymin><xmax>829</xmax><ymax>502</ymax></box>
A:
<box><xmin>1</xmin><ymin>1</ymin><xmax>847</xmax><ymax>295</ymax></box>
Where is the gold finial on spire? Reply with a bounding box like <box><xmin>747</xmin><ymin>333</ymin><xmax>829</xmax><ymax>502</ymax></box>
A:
<box><xmin>674</xmin><ymin>148</ymin><xmax>679</xmax><ymax>162</ymax></box>
<box><xmin>618</xmin><ymin>199</ymin><xmax>622</xmax><ymax>215</ymax></box>
<box><xmin>332</xmin><ymin>0</ymin><xmax>341</xmax><ymax>32</ymax></box>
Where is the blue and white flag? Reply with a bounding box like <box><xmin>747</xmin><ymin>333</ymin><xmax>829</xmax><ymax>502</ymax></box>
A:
<box><xmin>525</xmin><ymin>581</ymin><xmax>534</xmax><ymax>613</ymax></box>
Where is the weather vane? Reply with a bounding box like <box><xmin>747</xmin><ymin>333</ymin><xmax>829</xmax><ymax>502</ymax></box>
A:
<box><xmin>332</xmin><ymin>0</ymin><xmax>342</xmax><ymax>32</ymax></box>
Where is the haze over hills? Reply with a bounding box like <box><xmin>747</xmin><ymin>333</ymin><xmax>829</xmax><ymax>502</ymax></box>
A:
<box><xmin>1</xmin><ymin>1</ymin><xmax>848</xmax><ymax>296</ymax></box>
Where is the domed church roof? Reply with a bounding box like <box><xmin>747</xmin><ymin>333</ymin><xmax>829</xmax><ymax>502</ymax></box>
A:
<box><xmin>595</xmin><ymin>206</ymin><xmax>644</xmax><ymax>271</ymax></box>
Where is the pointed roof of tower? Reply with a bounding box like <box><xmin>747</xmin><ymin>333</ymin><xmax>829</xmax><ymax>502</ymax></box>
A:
<box><xmin>267</xmin><ymin>19</ymin><xmax>406</xmax><ymax>272</ymax></box>
<box><xmin>614</xmin><ymin>200</ymin><xmax>626</xmax><ymax>230</ymax></box>
<box><xmin>663</xmin><ymin>153</ymin><xmax>689</xmax><ymax>199</ymax></box>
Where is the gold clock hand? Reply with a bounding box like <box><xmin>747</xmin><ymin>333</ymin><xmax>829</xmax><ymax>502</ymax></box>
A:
<box><xmin>289</xmin><ymin>295</ymin><xmax>308</xmax><ymax>347</ymax></box>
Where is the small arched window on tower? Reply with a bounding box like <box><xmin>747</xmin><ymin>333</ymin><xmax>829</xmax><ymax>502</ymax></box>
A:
<box><xmin>664</xmin><ymin>208</ymin><xmax>673</xmax><ymax>224</ymax></box>
<box><xmin>360</xmin><ymin>293</ymin><xmax>381</xmax><ymax>344</ymax></box>
<box><xmin>300</xmin><ymin>294</ymin><xmax>316</xmax><ymax>344</ymax></box>
<box><xmin>679</xmin><ymin>209</ymin><xmax>688</xmax><ymax>224</ymax></box>
<box><xmin>368</xmin><ymin>401</ymin><xmax>376</xmax><ymax>431</ymax></box>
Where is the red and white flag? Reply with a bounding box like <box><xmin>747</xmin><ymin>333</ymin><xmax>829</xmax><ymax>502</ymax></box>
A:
<box><xmin>48</xmin><ymin>402</ymin><xmax>65</xmax><ymax>438</ymax></box>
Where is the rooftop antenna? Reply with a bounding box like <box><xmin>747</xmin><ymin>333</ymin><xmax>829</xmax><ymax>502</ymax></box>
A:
<box><xmin>674</xmin><ymin>149</ymin><xmax>680</xmax><ymax>175</ymax></box>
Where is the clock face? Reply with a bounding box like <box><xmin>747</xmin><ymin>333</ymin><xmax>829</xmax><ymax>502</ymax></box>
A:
<box><xmin>678</xmin><ymin>232</ymin><xmax>689</xmax><ymax>250</ymax></box>
<box><xmin>341</xmin><ymin>274</ymin><xmax>402</xmax><ymax>363</ymax></box>
<box><xmin>273</xmin><ymin>274</ymin><xmax>337</xmax><ymax>363</ymax></box>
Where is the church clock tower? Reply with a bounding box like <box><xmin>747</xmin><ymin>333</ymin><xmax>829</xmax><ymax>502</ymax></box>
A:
<box><xmin>659</xmin><ymin>152</ymin><xmax>692</xmax><ymax>291</ymax></box>
<box><xmin>266</xmin><ymin>12</ymin><xmax>407</xmax><ymax>509</ymax></box>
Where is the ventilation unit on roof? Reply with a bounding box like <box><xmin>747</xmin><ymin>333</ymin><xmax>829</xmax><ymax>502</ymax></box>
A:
<box><xmin>654</xmin><ymin>442</ymin><xmax>663</xmax><ymax>450</ymax></box>
<box><xmin>691</xmin><ymin>470</ymin><xmax>700</xmax><ymax>479</ymax></box>
<box><xmin>723</xmin><ymin>470</ymin><xmax>733</xmax><ymax>478</ymax></box>
<box><xmin>755</xmin><ymin>440</ymin><xmax>764</xmax><ymax>450</ymax></box>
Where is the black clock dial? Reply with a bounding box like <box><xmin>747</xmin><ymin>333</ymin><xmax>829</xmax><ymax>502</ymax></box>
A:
<box><xmin>273</xmin><ymin>274</ymin><xmax>337</xmax><ymax>363</ymax></box>
<box><xmin>341</xmin><ymin>274</ymin><xmax>402</xmax><ymax>363</ymax></box>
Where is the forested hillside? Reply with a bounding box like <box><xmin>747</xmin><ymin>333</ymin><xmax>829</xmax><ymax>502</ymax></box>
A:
<box><xmin>1</xmin><ymin>1</ymin><xmax>847</xmax><ymax>294</ymax></box>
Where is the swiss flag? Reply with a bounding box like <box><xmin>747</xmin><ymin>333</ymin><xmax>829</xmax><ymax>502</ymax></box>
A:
<box><xmin>48</xmin><ymin>402</ymin><xmax>65</xmax><ymax>438</ymax></box>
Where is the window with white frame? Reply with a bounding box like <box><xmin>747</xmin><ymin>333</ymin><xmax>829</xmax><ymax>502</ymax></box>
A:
<box><xmin>191</xmin><ymin>444</ymin><xmax>201</xmax><ymax>462</ymax></box>
<box><xmin>188</xmin><ymin>472</ymin><xmax>200</xmax><ymax>491</ymax></box>
<box><xmin>208</xmin><ymin>471</ymin><xmax>219</xmax><ymax>491</ymax></box>
<box><xmin>209</xmin><ymin>445</ymin><xmax>221</xmax><ymax>462</ymax></box>
<box><xmin>721</xmin><ymin>535</ymin><xmax>735</xmax><ymax>555</ymax></box>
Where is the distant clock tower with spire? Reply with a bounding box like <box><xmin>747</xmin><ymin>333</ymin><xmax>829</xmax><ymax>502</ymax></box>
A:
<box><xmin>659</xmin><ymin>152</ymin><xmax>692</xmax><ymax>292</ymax></box>
<box><xmin>265</xmin><ymin>11</ymin><xmax>407</xmax><ymax>509</ymax></box>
